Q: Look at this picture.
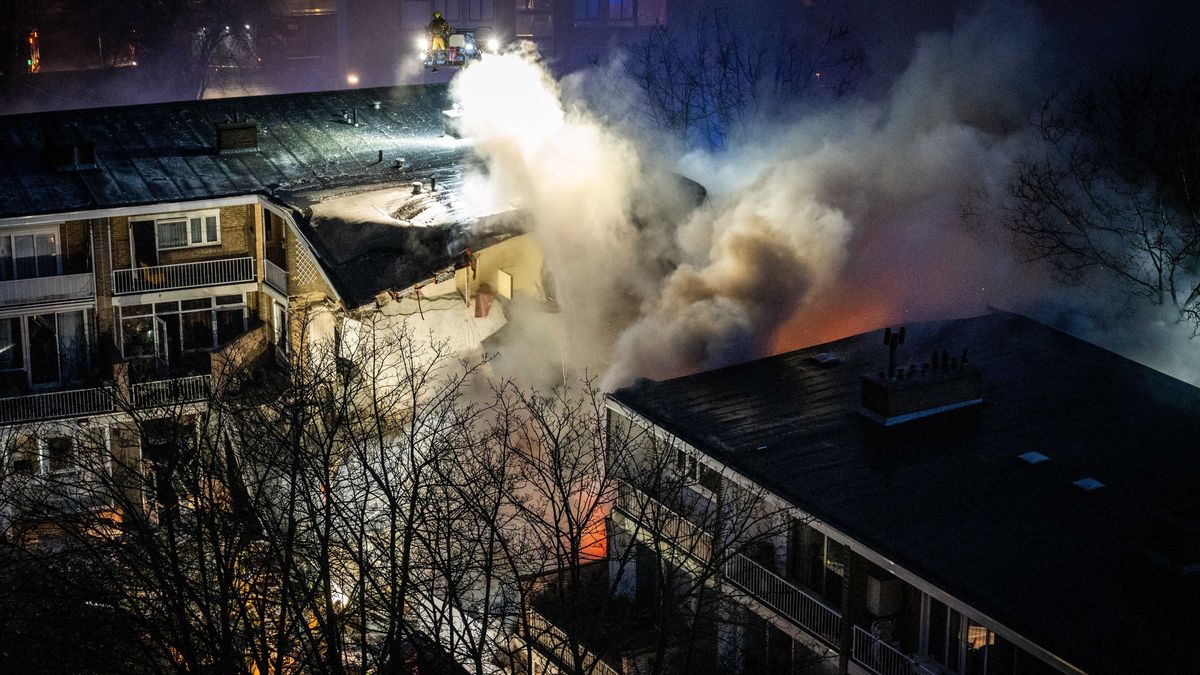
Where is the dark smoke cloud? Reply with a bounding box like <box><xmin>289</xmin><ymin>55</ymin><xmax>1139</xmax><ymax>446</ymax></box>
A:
<box><xmin>603</xmin><ymin>0</ymin><xmax>1053</xmax><ymax>387</ymax></box>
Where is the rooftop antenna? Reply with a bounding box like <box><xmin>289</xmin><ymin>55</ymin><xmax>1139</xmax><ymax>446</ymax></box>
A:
<box><xmin>883</xmin><ymin>326</ymin><xmax>905</xmax><ymax>378</ymax></box>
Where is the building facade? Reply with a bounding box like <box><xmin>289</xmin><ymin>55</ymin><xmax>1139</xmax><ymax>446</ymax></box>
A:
<box><xmin>607</xmin><ymin>311</ymin><xmax>1200</xmax><ymax>675</ymax></box>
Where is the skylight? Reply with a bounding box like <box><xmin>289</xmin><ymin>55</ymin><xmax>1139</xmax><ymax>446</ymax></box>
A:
<box><xmin>1018</xmin><ymin>451</ymin><xmax>1050</xmax><ymax>465</ymax></box>
<box><xmin>1073</xmin><ymin>477</ymin><xmax>1105</xmax><ymax>492</ymax></box>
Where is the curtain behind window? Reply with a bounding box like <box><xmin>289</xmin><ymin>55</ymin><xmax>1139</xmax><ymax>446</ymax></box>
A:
<box><xmin>157</xmin><ymin>219</ymin><xmax>188</xmax><ymax>249</ymax></box>
<box><xmin>57</xmin><ymin>311</ymin><xmax>87</xmax><ymax>381</ymax></box>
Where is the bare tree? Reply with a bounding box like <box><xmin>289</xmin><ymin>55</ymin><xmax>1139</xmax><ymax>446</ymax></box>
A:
<box><xmin>84</xmin><ymin>0</ymin><xmax>279</xmax><ymax>99</ymax></box>
<box><xmin>996</xmin><ymin>61</ymin><xmax>1200</xmax><ymax>324</ymax></box>
<box><xmin>626</xmin><ymin>10</ymin><xmax>864</xmax><ymax>151</ymax></box>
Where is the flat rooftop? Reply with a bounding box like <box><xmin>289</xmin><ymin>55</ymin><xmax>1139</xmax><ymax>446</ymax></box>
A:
<box><xmin>612</xmin><ymin>309</ymin><xmax>1200</xmax><ymax>675</ymax></box>
<box><xmin>0</xmin><ymin>84</ymin><xmax>465</xmax><ymax>219</ymax></box>
<box><xmin>0</xmin><ymin>84</ymin><xmax>527</xmax><ymax>306</ymax></box>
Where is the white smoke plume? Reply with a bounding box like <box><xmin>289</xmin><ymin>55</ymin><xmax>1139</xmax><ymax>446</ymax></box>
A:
<box><xmin>602</xmin><ymin>0</ymin><xmax>1053</xmax><ymax>386</ymax></box>
<box><xmin>452</xmin><ymin>1</ymin><xmax>1200</xmax><ymax>390</ymax></box>
<box><xmin>450</xmin><ymin>51</ymin><xmax>667</xmax><ymax>376</ymax></box>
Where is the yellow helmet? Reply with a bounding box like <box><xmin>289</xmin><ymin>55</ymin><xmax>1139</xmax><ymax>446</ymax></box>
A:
<box><xmin>433</xmin><ymin>11</ymin><xmax>442</xmax><ymax>18</ymax></box>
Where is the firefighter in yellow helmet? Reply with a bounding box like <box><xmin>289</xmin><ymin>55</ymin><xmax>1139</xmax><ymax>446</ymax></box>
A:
<box><xmin>427</xmin><ymin>11</ymin><xmax>450</xmax><ymax>52</ymax></box>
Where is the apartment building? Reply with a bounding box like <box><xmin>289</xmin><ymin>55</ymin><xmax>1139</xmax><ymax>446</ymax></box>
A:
<box><xmin>0</xmin><ymin>83</ymin><xmax>543</xmax><ymax>509</ymax></box>
<box><xmin>606</xmin><ymin>310</ymin><xmax>1200</xmax><ymax>675</ymax></box>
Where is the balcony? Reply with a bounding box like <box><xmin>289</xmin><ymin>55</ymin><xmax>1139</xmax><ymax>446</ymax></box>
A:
<box><xmin>112</xmin><ymin>257</ymin><xmax>255</xmax><ymax>295</ymax></box>
<box><xmin>264</xmin><ymin>259</ymin><xmax>287</xmax><ymax>294</ymax></box>
<box><xmin>613</xmin><ymin>481</ymin><xmax>843</xmax><ymax>649</ymax></box>
<box><xmin>0</xmin><ymin>386</ymin><xmax>114</xmax><ymax>425</ymax></box>
<box><xmin>0</xmin><ymin>273</ymin><xmax>95</xmax><ymax>309</ymax></box>
<box><xmin>852</xmin><ymin>626</ymin><xmax>940</xmax><ymax>675</ymax></box>
<box><xmin>130</xmin><ymin>374</ymin><xmax>212</xmax><ymax>409</ymax></box>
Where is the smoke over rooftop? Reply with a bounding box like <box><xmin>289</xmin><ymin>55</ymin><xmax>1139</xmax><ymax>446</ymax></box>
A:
<box><xmin>451</xmin><ymin>0</ymin><xmax>1200</xmax><ymax>389</ymax></box>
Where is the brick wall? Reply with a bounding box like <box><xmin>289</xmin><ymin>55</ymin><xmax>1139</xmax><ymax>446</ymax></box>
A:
<box><xmin>61</xmin><ymin>220</ymin><xmax>91</xmax><ymax>274</ymax></box>
<box><xmin>109</xmin><ymin>204</ymin><xmax>257</xmax><ymax>269</ymax></box>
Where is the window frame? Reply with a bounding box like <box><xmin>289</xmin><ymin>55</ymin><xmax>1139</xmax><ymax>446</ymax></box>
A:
<box><xmin>0</xmin><ymin>309</ymin><xmax>92</xmax><ymax>389</ymax></box>
<box><xmin>142</xmin><ymin>209</ymin><xmax>222</xmax><ymax>252</ymax></box>
<box><xmin>118</xmin><ymin>293</ymin><xmax>247</xmax><ymax>359</ymax></box>
<box><xmin>0</xmin><ymin>225</ymin><xmax>63</xmax><ymax>281</ymax></box>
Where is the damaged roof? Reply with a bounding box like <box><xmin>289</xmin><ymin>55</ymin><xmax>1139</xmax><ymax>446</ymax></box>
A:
<box><xmin>288</xmin><ymin>179</ymin><xmax>523</xmax><ymax>308</ymax></box>
<box><xmin>612</xmin><ymin>309</ymin><xmax>1200</xmax><ymax>675</ymax></box>
<box><xmin>0</xmin><ymin>84</ymin><xmax>527</xmax><ymax>306</ymax></box>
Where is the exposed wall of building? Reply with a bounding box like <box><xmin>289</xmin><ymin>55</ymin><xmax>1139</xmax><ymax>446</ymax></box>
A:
<box><xmin>454</xmin><ymin>232</ymin><xmax>545</xmax><ymax>302</ymax></box>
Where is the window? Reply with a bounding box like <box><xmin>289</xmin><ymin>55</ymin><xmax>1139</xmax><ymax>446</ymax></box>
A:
<box><xmin>675</xmin><ymin>448</ymin><xmax>721</xmax><ymax>493</ymax></box>
<box><xmin>156</xmin><ymin>219</ymin><xmax>189</xmax><ymax>249</ymax></box>
<box><xmin>10</xmin><ymin>436</ymin><xmax>38</xmax><ymax>474</ymax></box>
<box><xmin>575</xmin><ymin>0</ymin><xmax>599</xmax><ymax>19</ymax></box>
<box><xmin>0</xmin><ymin>311</ymin><xmax>90</xmax><ymax>389</ymax></box>
<box><xmin>609</xmin><ymin>0</ymin><xmax>635</xmax><ymax>20</ymax></box>
<box><xmin>119</xmin><ymin>294</ymin><xmax>246</xmax><ymax>359</ymax></box>
<box><xmin>0</xmin><ymin>317</ymin><xmax>22</xmax><ymax>371</ymax></box>
<box><xmin>144</xmin><ymin>210</ymin><xmax>221</xmax><ymax>251</ymax></box>
<box><xmin>0</xmin><ymin>228</ymin><xmax>60</xmax><ymax>280</ymax></box>
<box><xmin>273</xmin><ymin>302</ymin><xmax>289</xmax><ymax>358</ymax></box>
<box><xmin>7</xmin><ymin>435</ymin><xmax>74</xmax><ymax>476</ymax></box>
<box><xmin>46</xmin><ymin>436</ymin><xmax>73</xmax><ymax>473</ymax></box>
<box><xmin>469</xmin><ymin>0</ymin><xmax>494</xmax><ymax>20</ymax></box>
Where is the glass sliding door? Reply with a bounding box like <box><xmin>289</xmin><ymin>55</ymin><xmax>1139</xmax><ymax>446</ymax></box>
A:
<box><xmin>27</xmin><ymin>314</ymin><xmax>59</xmax><ymax>385</ymax></box>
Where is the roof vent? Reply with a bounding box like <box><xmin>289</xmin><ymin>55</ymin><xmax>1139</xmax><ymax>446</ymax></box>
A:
<box><xmin>860</xmin><ymin>329</ymin><xmax>982</xmax><ymax>426</ymax></box>
<box><xmin>442</xmin><ymin>107</ymin><xmax>463</xmax><ymax>138</ymax></box>
<box><xmin>1018</xmin><ymin>451</ymin><xmax>1050</xmax><ymax>465</ymax></box>
<box><xmin>49</xmin><ymin>126</ymin><xmax>97</xmax><ymax>171</ymax></box>
<box><xmin>1147</xmin><ymin>503</ymin><xmax>1200</xmax><ymax>577</ymax></box>
<box><xmin>215</xmin><ymin>117</ymin><xmax>258</xmax><ymax>153</ymax></box>
<box><xmin>1072</xmin><ymin>477</ymin><xmax>1105</xmax><ymax>492</ymax></box>
<box><xmin>808</xmin><ymin>352</ymin><xmax>842</xmax><ymax>368</ymax></box>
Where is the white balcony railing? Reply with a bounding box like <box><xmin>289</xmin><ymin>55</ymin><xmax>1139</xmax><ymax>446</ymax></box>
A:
<box><xmin>264</xmin><ymin>259</ymin><xmax>288</xmax><ymax>294</ymax></box>
<box><xmin>112</xmin><ymin>257</ymin><xmax>255</xmax><ymax>295</ymax></box>
<box><xmin>0</xmin><ymin>273</ymin><xmax>95</xmax><ymax>308</ymax></box>
<box><xmin>724</xmin><ymin>553</ymin><xmax>843</xmax><ymax>646</ymax></box>
<box><xmin>852</xmin><ymin>625</ymin><xmax>940</xmax><ymax>675</ymax></box>
<box><xmin>613</xmin><ymin>481</ymin><xmax>843</xmax><ymax>648</ymax></box>
<box><xmin>0</xmin><ymin>386</ymin><xmax>114</xmax><ymax>425</ymax></box>
<box><xmin>615</xmin><ymin>481</ymin><xmax>714</xmax><ymax>561</ymax></box>
<box><xmin>131</xmin><ymin>374</ymin><xmax>212</xmax><ymax>409</ymax></box>
<box><xmin>524</xmin><ymin>609</ymin><xmax>622</xmax><ymax>675</ymax></box>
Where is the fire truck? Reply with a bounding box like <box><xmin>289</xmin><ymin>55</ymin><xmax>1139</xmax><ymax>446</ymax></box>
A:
<box><xmin>0</xmin><ymin>27</ymin><xmax>40</xmax><ymax>81</ymax></box>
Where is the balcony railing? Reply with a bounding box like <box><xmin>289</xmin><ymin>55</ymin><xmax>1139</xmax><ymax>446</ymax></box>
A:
<box><xmin>264</xmin><ymin>259</ymin><xmax>288</xmax><ymax>294</ymax></box>
<box><xmin>0</xmin><ymin>273</ymin><xmax>95</xmax><ymax>308</ymax></box>
<box><xmin>131</xmin><ymin>374</ymin><xmax>211</xmax><ymax>409</ymax></box>
<box><xmin>852</xmin><ymin>625</ymin><xmax>940</xmax><ymax>675</ymax></box>
<box><xmin>112</xmin><ymin>257</ymin><xmax>255</xmax><ymax>295</ymax></box>
<box><xmin>724</xmin><ymin>553</ymin><xmax>842</xmax><ymax>647</ymax></box>
<box><xmin>613</xmin><ymin>481</ymin><xmax>844</xmax><ymax>649</ymax></box>
<box><xmin>0</xmin><ymin>386</ymin><xmax>114</xmax><ymax>425</ymax></box>
<box><xmin>615</xmin><ymin>481</ymin><xmax>713</xmax><ymax>561</ymax></box>
<box><xmin>524</xmin><ymin>609</ymin><xmax>622</xmax><ymax>675</ymax></box>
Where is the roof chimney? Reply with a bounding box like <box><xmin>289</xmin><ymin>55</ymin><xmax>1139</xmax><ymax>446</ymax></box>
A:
<box><xmin>860</xmin><ymin>338</ymin><xmax>982</xmax><ymax>426</ymax></box>
<box><xmin>215</xmin><ymin>117</ymin><xmax>258</xmax><ymax>153</ymax></box>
